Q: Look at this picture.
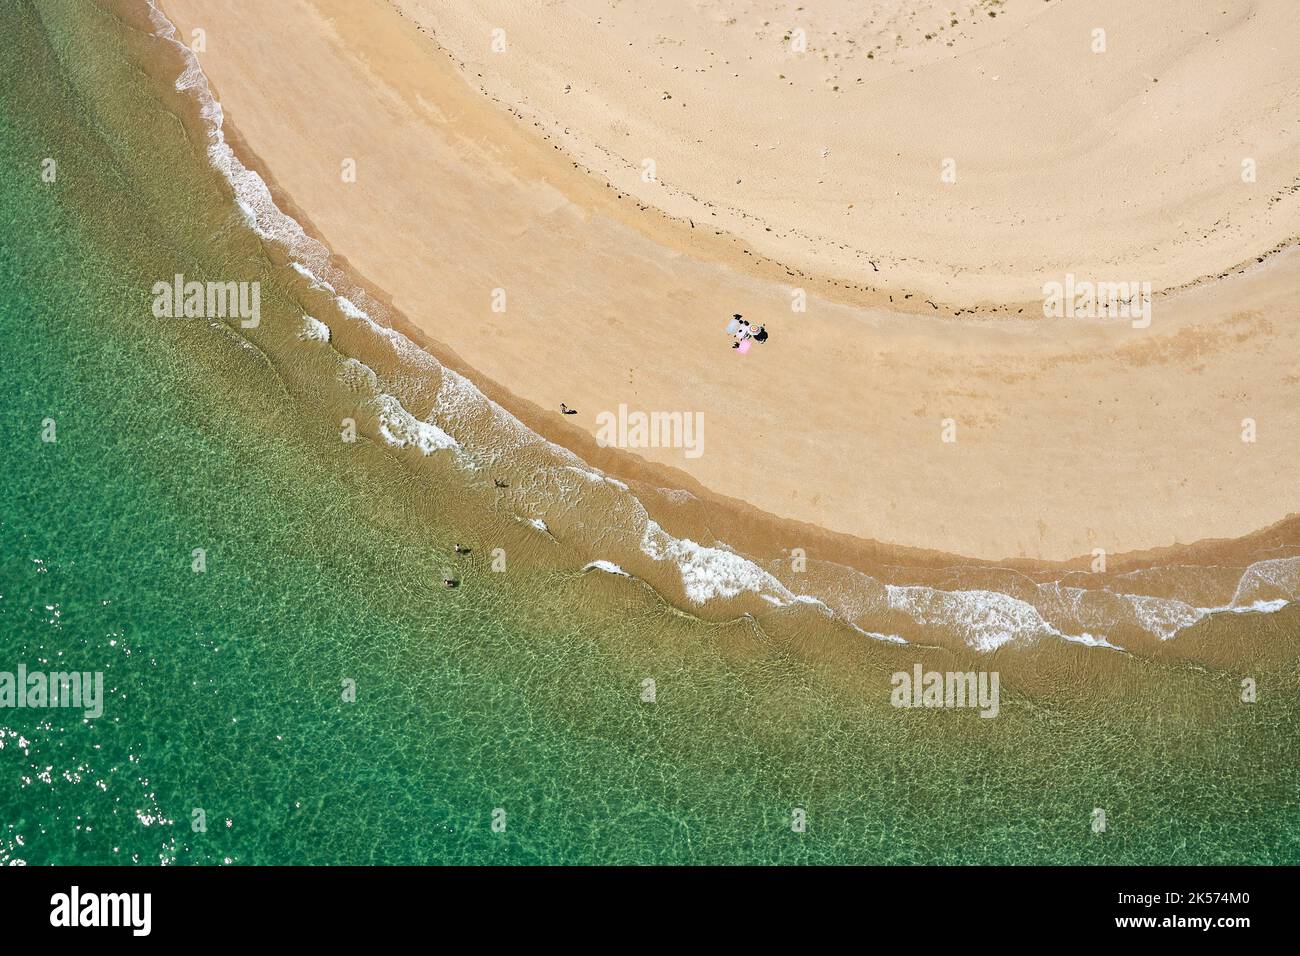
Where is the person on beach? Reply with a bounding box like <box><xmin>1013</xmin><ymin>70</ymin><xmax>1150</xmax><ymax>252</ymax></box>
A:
<box><xmin>725</xmin><ymin>312</ymin><xmax>768</xmax><ymax>351</ymax></box>
<box><xmin>560</xmin><ymin>403</ymin><xmax>577</xmax><ymax>415</ymax></box>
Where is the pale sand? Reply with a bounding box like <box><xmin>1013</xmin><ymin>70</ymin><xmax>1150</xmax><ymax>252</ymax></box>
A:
<box><xmin>157</xmin><ymin>0</ymin><xmax>1300</xmax><ymax>562</ymax></box>
<box><xmin>415</xmin><ymin>0</ymin><xmax>1300</xmax><ymax>304</ymax></box>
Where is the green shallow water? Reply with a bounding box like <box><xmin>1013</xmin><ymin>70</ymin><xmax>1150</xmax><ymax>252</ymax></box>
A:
<box><xmin>0</xmin><ymin>0</ymin><xmax>1296</xmax><ymax>865</ymax></box>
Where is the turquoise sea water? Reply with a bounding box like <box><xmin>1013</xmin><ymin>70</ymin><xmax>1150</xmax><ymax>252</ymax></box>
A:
<box><xmin>0</xmin><ymin>0</ymin><xmax>1296</xmax><ymax>864</ymax></box>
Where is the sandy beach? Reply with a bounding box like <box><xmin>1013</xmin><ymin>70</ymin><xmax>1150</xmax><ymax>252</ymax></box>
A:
<box><xmin>155</xmin><ymin>0</ymin><xmax>1300</xmax><ymax>563</ymax></box>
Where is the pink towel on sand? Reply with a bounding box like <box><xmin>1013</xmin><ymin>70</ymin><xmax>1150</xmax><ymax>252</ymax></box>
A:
<box><xmin>737</xmin><ymin>338</ymin><xmax>752</xmax><ymax>354</ymax></box>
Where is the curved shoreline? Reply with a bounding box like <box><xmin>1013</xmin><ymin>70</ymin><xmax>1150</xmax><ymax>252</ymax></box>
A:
<box><xmin>179</xmin><ymin>46</ymin><xmax>1300</xmax><ymax>583</ymax></box>
<box><xmin>151</xmin><ymin>0</ymin><xmax>1300</xmax><ymax>567</ymax></box>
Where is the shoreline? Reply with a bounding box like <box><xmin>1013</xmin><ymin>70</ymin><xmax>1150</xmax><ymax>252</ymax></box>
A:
<box><xmin>211</xmin><ymin>72</ymin><xmax>1300</xmax><ymax>585</ymax></box>
<box><xmin>153</xmin><ymin>0</ymin><xmax>1300</xmax><ymax>566</ymax></box>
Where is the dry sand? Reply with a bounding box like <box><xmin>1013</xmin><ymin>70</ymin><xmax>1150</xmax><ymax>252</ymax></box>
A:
<box><xmin>415</xmin><ymin>0</ymin><xmax>1300</xmax><ymax>303</ymax></box>
<box><xmin>157</xmin><ymin>0</ymin><xmax>1300</xmax><ymax>562</ymax></box>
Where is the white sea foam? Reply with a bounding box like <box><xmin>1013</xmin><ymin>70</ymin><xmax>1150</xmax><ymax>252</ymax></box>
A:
<box><xmin>777</xmin><ymin>591</ymin><xmax>908</xmax><ymax>643</ymax></box>
<box><xmin>1223</xmin><ymin>598</ymin><xmax>1289</xmax><ymax>614</ymax></box>
<box><xmin>584</xmin><ymin>560</ymin><xmax>629</xmax><ymax>577</ymax></box>
<box><xmin>886</xmin><ymin>584</ymin><xmax>1100</xmax><ymax>652</ymax></box>
<box><xmin>850</xmin><ymin>624</ymin><xmax>909</xmax><ymax>645</ymax></box>
<box><xmin>298</xmin><ymin>315</ymin><xmax>330</xmax><ymax>342</ymax></box>
<box><xmin>1028</xmin><ymin>558</ymin><xmax>1297</xmax><ymax>643</ymax></box>
<box><xmin>337</xmin><ymin>357</ymin><xmax>379</xmax><ymax>393</ymax></box>
<box><xmin>657</xmin><ymin>488</ymin><xmax>696</xmax><ymax>503</ymax></box>
<box><xmin>1229</xmin><ymin>556</ymin><xmax>1300</xmax><ymax>607</ymax></box>
<box><xmin>1147</xmin><ymin>596</ymin><xmax>1288</xmax><ymax>639</ymax></box>
<box><xmin>1122</xmin><ymin>594</ymin><xmax>1206</xmax><ymax>641</ymax></box>
<box><xmin>374</xmin><ymin>395</ymin><xmax>457</xmax><ymax>454</ymax></box>
<box><xmin>640</xmin><ymin>520</ymin><xmax>795</xmax><ymax>605</ymax></box>
<box><xmin>1113</xmin><ymin>558</ymin><xmax>1296</xmax><ymax>640</ymax></box>
<box><xmin>335</xmin><ymin>295</ymin><xmax>413</xmax><ymax>353</ymax></box>
<box><xmin>290</xmin><ymin>261</ymin><xmax>336</xmax><ymax>293</ymax></box>
<box><xmin>1059</xmin><ymin>632</ymin><xmax>1122</xmax><ymax>651</ymax></box>
<box><xmin>434</xmin><ymin>367</ymin><xmax>576</xmax><ymax>465</ymax></box>
<box><xmin>565</xmin><ymin>466</ymin><xmax>629</xmax><ymax>491</ymax></box>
